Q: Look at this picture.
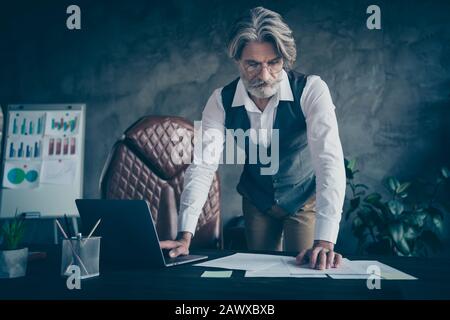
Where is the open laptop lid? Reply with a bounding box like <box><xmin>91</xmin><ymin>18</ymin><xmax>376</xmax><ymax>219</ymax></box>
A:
<box><xmin>75</xmin><ymin>199</ymin><xmax>167</xmax><ymax>268</ymax></box>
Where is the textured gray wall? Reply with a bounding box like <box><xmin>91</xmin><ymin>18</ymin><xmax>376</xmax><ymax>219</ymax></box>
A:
<box><xmin>1</xmin><ymin>0</ymin><xmax>449</xmax><ymax>254</ymax></box>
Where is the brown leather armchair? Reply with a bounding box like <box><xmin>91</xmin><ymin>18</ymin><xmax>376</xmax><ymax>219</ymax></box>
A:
<box><xmin>99</xmin><ymin>116</ymin><xmax>221</xmax><ymax>249</ymax></box>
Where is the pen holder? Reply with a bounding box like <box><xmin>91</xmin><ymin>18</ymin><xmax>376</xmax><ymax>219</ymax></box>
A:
<box><xmin>61</xmin><ymin>237</ymin><xmax>101</xmax><ymax>279</ymax></box>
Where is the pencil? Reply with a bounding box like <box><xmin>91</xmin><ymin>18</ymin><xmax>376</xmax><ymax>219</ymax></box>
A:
<box><xmin>55</xmin><ymin>219</ymin><xmax>68</xmax><ymax>239</ymax></box>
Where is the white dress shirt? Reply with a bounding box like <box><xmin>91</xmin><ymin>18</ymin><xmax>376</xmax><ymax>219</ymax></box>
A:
<box><xmin>178</xmin><ymin>70</ymin><xmax>346</xmax><ymax>244</ymax></box>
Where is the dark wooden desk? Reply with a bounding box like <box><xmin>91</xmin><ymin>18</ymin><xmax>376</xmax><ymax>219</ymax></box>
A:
<box><xmin>1</xmin><ymin>246</ymin><xmax>450</xmax><ymax>300</ymax></box>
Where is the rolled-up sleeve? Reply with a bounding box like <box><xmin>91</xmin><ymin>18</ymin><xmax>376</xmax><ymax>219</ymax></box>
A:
<box><xmin>301</xmin><ymin>76</ymin><xmax>346</xmax><ymax>244</ymax></box>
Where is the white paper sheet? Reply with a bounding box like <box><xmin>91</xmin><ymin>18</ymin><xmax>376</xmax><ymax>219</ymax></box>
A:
<box><xmin>193</xmin><ymin>253</ymin><xmax>284</xmax><ymax>271</ymax></box>
<box><xmin>40</xmin><ymin>159</ymin><xmax>77</xmax><ymax>185</ymax></box>
<box><xmin>349</xmin><ymin>261</ymin><xmax>417</xmax><ymax>280</ymax></box>
<box><xmin>194</xmin><ymin>253</ymin><xmax>417</xmax><ymax>280</ymax></box>
<box><xmin>245</xmin><ymin>271</ymin><xmax>328</xmax><ymax>278</ymax></box>
<box><xmin>328</xmin><ymin>274</ymin><xmax>370</xmax><ymax>279</ymax></box>
<box><xmin>282</xmin><ymin>257</ymin><xmax>365</xmax><ymax>275</ymax></box>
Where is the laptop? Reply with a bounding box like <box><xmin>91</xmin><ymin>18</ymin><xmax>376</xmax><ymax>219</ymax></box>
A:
<box><xmin>75</xmin><ymin>199</ymin><xmax>208</xmax><ymax>268</ymax></box>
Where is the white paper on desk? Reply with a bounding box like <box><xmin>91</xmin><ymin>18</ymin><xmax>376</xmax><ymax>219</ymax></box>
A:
<box><xmin>245</xmin><ymin>263</ymin><xmax>328</xmax><ymax>278</ymax></box>
<box><xmin>244</xmin><ymin>256</ymin><xmax>294</xmax><ymax>277</ymax></box>
<box><xmin>349</xmin><ymin>261</ymin><xmax>417</xmax><ymax>280</ymax></box>
<box><xmin>282</xmin><ymin>257</ymin><xmax>367</xmax><ymax>275</ymax></box>
<box><xmin>328</xmin><ymin>274</ymin><xmax>370</xmax><ymax>279</ymax></box>
<box><xmin>193</xmin><ymin>253</ymin><xmax>283</xmax><ymax>271</ymax></box>
<box><xmin>245</xmin><ymin>271</ymin><xmax>328</xmax><ymax>278</ymax></box>
<box><xmin>244</xmin><ymin>256</ymin><xmax>328</xmax><ymax>278</ymax></box>
<box><xmin>325</xmin><ymin>261</ymin><xmax>417</xmax><ymax>280</ymax></box>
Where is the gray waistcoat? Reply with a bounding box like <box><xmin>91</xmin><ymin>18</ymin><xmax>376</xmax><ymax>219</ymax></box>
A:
<box><xmin>221</xmin><ymin>70</ymin><xmax>315</xmax><ymax>214</ymax></box>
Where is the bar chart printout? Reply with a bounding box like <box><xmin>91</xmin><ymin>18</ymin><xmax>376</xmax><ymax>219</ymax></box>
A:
<box><xmin>8</xmin><ymin>111</ymin><xmax>45</xmax><ymax>136</ymax></box>
<box><xmin>45</xmin><ymin>111</ymin><xmax>80</xmax><ymax>135</ymax></box>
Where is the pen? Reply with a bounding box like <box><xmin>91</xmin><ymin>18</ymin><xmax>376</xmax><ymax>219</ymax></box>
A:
<box><xmin>87</xmin><ymin>219</ymin><xmax>101</xmax><ymax>239</ymax></box>
<box><xmin>55</xmin><ymin>219</ymin><xmax>68</xmax><ymax>239</ymax></box>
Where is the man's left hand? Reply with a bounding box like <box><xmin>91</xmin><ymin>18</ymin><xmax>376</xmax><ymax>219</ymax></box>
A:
<box><xmin>296</xmin><ymin>240</ymin><xmax>343</xmax><ymax>270</ymax></box>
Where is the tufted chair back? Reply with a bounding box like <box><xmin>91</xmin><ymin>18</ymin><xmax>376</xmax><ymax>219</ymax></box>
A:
<box><xmin>99</xmin><ymin>116</ymin><xmax>221</xmax><ymax>249</ymax></box>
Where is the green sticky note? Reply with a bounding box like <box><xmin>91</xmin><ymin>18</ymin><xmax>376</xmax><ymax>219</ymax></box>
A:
<box><xmin>201</xmin><ymin>271</ymin><xmax>233</xmax><ymax>278</ymax></box>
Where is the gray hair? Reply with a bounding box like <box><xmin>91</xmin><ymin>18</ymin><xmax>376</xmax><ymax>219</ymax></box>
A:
<box><xmin>227</xmin><ymin>7</ymin><xmax>297</xmax><ymax>70</ymax></box>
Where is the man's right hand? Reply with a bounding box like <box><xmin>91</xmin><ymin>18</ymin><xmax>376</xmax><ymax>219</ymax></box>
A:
<box><xmin>159</xmin><ymin>232</ymin><xmax>192</xmax><ymax>258</ymax></box>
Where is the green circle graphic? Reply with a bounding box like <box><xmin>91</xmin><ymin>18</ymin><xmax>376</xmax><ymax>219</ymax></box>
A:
<box><xmin>26</xmin><ymin>170</ymin><xmax>39</xmax><ymax>182</ymax></box>
<box><xmin>7</xmin><ymin>168</ymin><xmax>26</xmax><ymax>184</ymax></box>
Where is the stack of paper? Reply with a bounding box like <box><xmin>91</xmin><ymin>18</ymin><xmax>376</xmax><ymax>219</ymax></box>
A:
<box><xmin>194</xmin><ymin>253</ymin><xmax>283</xmax><ymax>271</ymax></box>
<box><xmin>194</xmin><ymin>253</ymin><xmax>417</xmax><ymax>280</ymax></box>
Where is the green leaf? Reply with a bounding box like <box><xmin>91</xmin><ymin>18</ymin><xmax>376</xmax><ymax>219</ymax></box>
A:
<box><xmin>364</xmin><ymin>193</ymin><xmax>382</xmax><ymax>204</ymax></box>
<box><xmin>389</xmin><ymin>222</ymin><xmax>410</xmax><ymax>255</ymax></box>
<box><xmin>388</xmin><ymin>200</ymin><xmax>404</xmax><ymax>216</ymax></box>
<box><xmin>0</xmin><ymin>214</ymin><xmax>26</xmax><ymax>250</ymax></box>
<box><xmin>432</xmin><ymin>215</ymin><xmax>444</xmax><ymax>232</ymax></box>
<box><xmin>442</xmin><ymin>167</ymin><xmax>450</xmax><ymax>179</ymax></box>
<box><xmin>403</xmin><ymin>226</ymin><xmax>419</xmax><ymax>240</ymax></box>
<box><xmin>389</xmin><ymin>222</ymin><xmax>403</xmax><ymax>242</ymax></box>
<box><xmin>398</xmin><ymin>192</ymin><xmax>408</xmax><ymax>199</ymax></box>
<box><xmin>428</xmin><ymin>207</ymin><xmax>444</xmax><ymax>232</ymax></box>
<box><xmin>395</xmin><ymin>238</ymin><xmax>411</xmax><ymax>256</ymax></box>
<box><xmin>386</xmin><ymin>177</ymin><xmax>400</xmax><ymax>194</ymax></box>
<box><xmin>396</xmin><ymin>182</ymin><xmax>411</xmax><ymax>194</ymax></box>
<box><xmin>344</xmin><ymin>158</ymin><xmax>350</xmax><ymax>167</ymax></box>
<box><xmin>347</xmin><ymin>159</ymin><xmax>356</xmax><ymax>171</ymax></box>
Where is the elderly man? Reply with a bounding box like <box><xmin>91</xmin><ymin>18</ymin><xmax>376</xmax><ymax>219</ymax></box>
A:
<box><xmin>161</xmin><ymin>6</ymin><xmax>346</xmax><ymax>270</ymax></box>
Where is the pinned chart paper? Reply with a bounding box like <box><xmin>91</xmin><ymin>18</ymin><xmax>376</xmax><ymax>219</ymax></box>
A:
<box><xmin>40</xmin><ymin>159</ymin><xmax>77</xmax><ymax>185</ymax></box>
<box><xmin>8</xmin><ymin>111</ymin><xmax>46</xmax><ymax>136</ymax></box>
<box><xmin>44</xmin><ymin>111</ymin><xmax>80</xmax><ymax>135</ymax></box>
<box><xmin>5</xmin><ymin>136</ymin><xmax>43</xmax><ymax>160</ymax></box>
<box><xmin>2</xmin><ymin>161</ymin><xmax>41</xmax><ymax>189</ymax></box>
<box><xmin>42</xmin><ymin>136</ymin><xmax>78</xmax><ymax>159</ymax></box>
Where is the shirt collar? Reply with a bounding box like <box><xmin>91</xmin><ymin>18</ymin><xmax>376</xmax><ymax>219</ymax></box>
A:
<box><xmin>231</xmin><ymin>69</ymin><xmax>294</xmax><ymax>108</ymax></box>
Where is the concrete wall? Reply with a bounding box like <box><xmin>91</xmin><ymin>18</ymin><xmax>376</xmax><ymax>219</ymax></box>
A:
<box><xmin>1</xmin><ymin>0</ymin><xmax>449</xmax><ymax>254</ymax></box>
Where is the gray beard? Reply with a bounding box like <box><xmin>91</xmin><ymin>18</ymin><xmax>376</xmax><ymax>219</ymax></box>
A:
<box><xmin>241</xmin><ymin>72</ymin><xmax>283</xmax><ymax>99</ymax></box>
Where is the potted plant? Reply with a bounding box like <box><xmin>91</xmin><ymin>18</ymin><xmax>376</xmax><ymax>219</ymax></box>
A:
<box><xmin>344</xmin><ymin>158</ymin><xmax>449</xmax><ymax>256</ymax></box>
<box><xmin>0</xmin><ymin>212</ymin><xmax>28</xmax><ymax>278</ymax></box>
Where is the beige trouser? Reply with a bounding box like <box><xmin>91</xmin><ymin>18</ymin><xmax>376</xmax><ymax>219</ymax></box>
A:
<box><xmin>242</xmin><ymin>195</ymin><xmax>316</xmax><ymax>252</ymax></box>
